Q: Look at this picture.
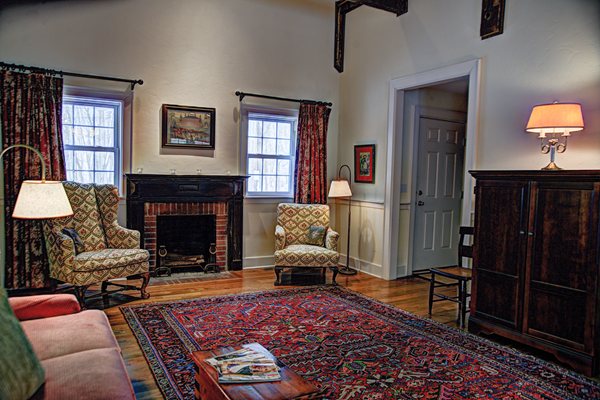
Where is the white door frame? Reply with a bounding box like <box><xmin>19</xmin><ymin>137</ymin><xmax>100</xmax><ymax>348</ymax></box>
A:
<box><xmin>381</xmin><ymin>59</ymin><xmax>482</xmax><ymax>280</ymax></box>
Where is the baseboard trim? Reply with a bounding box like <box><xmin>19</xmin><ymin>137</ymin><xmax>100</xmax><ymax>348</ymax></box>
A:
<box><xmin>243</xmin><ymin>255</ymin><xmax>275</xmax><ymax>269</ymax></box>
<box><xmin>339</xmin><ymin>255</ymin><xmax>383</xmax><ymax>278</ymax></box>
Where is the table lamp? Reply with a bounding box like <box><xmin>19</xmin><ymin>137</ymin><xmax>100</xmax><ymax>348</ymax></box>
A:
<box><xmin>328</xmin><ymin>164</ymin><xmax>355</xmax><ymax>275</ymax></box>
<box><xmin>525</xmin><ymin>102</ymin><xmax>584</xmax><ymax>170</ymax></box>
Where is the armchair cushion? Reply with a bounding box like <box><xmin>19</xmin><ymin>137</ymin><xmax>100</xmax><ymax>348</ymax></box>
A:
<box><xmin>0</xmin><ymin>288</ymin><xmax>45</xmax><ymax>400</ymax></box>
<box><xmin>305</xmin><ymin>225</ymin><xmax>326</xmax><ymax>246</ymax></box>
<box><xmin>325</xmin><ymin>228</ymin><xmax>340</xmax><ymax>251</ymax></box>
<box><xmin>62</xmin><ymin>182</ymin><xmax>107</xmax><ymax>252</ymax></box>
<box><xmin>275</xmin><ymin>244</ymin><xmax>339</xmax><ymax>268</ymax></box>
<box><xmin>9</xmin><ymin>294</ymin><xmax>80</xmax><ymax>321</ymax></box>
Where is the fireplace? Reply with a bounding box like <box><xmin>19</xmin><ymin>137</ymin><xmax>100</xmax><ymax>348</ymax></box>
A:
<box><xmin>156</xmin><ymin>214</ymin><xmax>216</xmax><ymax>273</ymax></box>
<box><xmin>125</xmin><ymin>174</ymin><xmax>247</xmax><ymax>274</ymax></box>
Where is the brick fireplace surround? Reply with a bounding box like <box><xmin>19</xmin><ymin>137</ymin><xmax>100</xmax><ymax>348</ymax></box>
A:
<box><xmin>125</xmin><ymin>174</ymin><xmax>247</xmax><ymax>274</ymax></box>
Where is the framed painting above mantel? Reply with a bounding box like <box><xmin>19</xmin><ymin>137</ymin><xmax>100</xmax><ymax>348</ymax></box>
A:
<box><xmin>162</xmin><ymin>104</ymin><xmax>215</xmax><ymax>149</ymax></box>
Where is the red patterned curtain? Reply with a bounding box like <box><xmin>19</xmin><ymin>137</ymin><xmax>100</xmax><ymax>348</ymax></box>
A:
<box><xmin>1</xmin><ymin>70</ymin><xmax>66</xmax><ymax>289</ymax></box>
<box><xmin>294</xmin><ymin>102</ymin><xmax>331</xmax><ymax>204</ymax></box>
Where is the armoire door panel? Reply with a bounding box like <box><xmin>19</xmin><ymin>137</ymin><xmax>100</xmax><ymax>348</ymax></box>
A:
<box><xmin>475</xmin><ymin>269</ymin><xmax>520</xmax><ymax>327</ymax></box>
<box><xmin>530</xmin><ymin>184</ymin><xmax>597</xmax><ymax>291</ymax></box>
<box><xmin>475</xmin><ymin>181</ymin><xmax>528</xmax><ymax>277</ymax></box>
<box><xmin>527</xmin><ymin>283</ymin><xmax>587</xmax><ymax>349</ymax></box>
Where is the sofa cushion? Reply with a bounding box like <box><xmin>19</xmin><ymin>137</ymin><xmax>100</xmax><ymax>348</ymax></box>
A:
<box><xmin>275</xmin><ymin>244</ymin><xmax>339</xmax><ymax>267</ymax></box>
<box><xmin>33</xmin><ymin>348</ymin><xmax>135</xmax><ymax>400</ymax></box>
<box><xmin>305</xmin><ymin>225</ymin><xmax>326</xmax><ymax>246</ymax></box>
<box><xmin>0</xmin><ymin>288</ymin><xmax>45</xmax><ymax>400</ymax></box>
<box><xmin>20</xmin><ymin>310</ymin><xmax>119</xmax><ymax>361</ymax></box>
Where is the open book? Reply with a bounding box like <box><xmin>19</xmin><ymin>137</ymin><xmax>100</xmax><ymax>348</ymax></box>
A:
<box><xmin>205</xmin><ymin>348</ymin><xmax>281</xmax><ymax>383</ymax></box>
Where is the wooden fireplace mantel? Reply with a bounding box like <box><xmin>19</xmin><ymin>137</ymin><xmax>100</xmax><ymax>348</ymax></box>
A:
<box><xmin>125</xmin><ymin>174</ymin><xmax>248</xmax><ymax>270</ymax></box>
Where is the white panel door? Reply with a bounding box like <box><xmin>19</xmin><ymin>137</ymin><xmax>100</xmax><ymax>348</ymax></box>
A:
<box><xmin>412</xmin><ymin>117</ymin><xmax>465</xmax><ymax>271</ymax></box>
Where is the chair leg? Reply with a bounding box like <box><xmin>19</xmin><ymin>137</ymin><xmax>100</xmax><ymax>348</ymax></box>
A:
<box><xmin>140</xmin><ymin>272</ymin><xmax>151</xmax><ymax>299</ymax></box>
<box><xmin>73</xmin><ymin>285</ymin><xmax>89</xmax><ymax>309</ymax></box>
<box><xmin>428</xmin><ymin>273</ymin><xmax>435</xmax><ymax>317</ymax></box>
<box><xmin>331</xmin><ymin>267</ymin><xmax>339</xmax><ymax>285</ymax></box>
<box><xmin>101</xmin><ymin>281</ymin><xmax>109</xmax><ymax>295</ymax></box>
<box><xmin>274</xmin><ymin>267</ymin><xmax>283</xmax><ymax>286</ymax></box>
<box><xmin>460</xmin><ymin>280</ymin><xmax>468</xmax><ymax>329</ymax></box>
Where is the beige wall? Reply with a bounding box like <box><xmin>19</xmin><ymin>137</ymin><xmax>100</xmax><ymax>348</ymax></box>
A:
<box><xmin>0</xmin><ymin>0</ymin><xmax>339</xmax><ymax>280</ymax></box>
<box><xmin>337</xmin><ymin>0</ymin><xmax>600</xmax><ymax>278</ymax></box>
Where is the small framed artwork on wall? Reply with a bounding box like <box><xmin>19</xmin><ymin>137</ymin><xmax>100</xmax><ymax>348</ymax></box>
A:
<box><xmin>162</xmin><ymin>104</ymin><xmax>216</xmax><ymax>149</ymax></box>
<box><xmin>354</xmin><ymin>144</ymin><xmax>376</xmax><ymax>183</ymax></box>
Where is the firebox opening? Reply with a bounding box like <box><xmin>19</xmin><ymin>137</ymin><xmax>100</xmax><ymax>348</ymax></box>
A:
<box><xmin>156</xmin><ymin>214</ymin><xmax>216</xmax><ymax>273</ymax></box>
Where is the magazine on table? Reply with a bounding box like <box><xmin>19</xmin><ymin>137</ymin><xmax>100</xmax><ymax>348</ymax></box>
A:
<box><xmin>205</xmin><ymin>348</ymin><xmax>281</xmax><ymax>383</ymax></box>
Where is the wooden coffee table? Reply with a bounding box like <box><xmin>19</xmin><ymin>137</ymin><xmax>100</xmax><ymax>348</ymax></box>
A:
<box><xmin>191</xmin><ymin>343</ymin><xmax>321</xmax><ymax>400</ymax></box>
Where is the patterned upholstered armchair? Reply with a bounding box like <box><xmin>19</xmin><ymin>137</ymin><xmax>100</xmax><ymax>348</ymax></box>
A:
<box><xmin>274</xmin><ymin>203</ymin><xmax>340</xmax><ymax>285</ymax></box>
<box><xmin>43</xmin><ymin>182</ymin><xmax>150</xmax><ymax>306</ymax></box>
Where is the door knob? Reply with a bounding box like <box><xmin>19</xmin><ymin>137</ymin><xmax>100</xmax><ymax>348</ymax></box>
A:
<box><xmin>417</xmin><ymin>190</ymin><xmax>423</xmax><ymax>196</ymax></box>
<box><xmin>417</xmin><ymin>201</ymin><xmax>425</xmax><ymax>206</ymax></box>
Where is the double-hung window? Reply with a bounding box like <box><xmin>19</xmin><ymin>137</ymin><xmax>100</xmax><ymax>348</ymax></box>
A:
<box><xmin>244</xmin><ymin>108</ymin><xmax>297</xmax><ymax>198</ymax></box>
<box><xmin>62</xmin><ymin>96</ymin><xmax>122</xmax><ymax>188</ymax></box>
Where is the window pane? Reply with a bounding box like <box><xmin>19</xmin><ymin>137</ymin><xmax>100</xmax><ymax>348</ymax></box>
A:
<box><xmin>278</xmin><ymin>122</ymin><xmax>291</xmax><ymax>139</ymax></box>
<box><xmin>95</xmin><ymin>128</ymin><xmax>114</xmax><ymax>147</ymax></box>
<box><xmin>74</xmin><ymin>171</ymin><xmax>94</xmax><ymax>183</ymax></box>
<box><xmin>94</xmin><ymin>107</ymin><xmax>114</xmax><ymax>127</ymax></box>
<box><xmin>94</xmin><ymin>172</ymin><xmax>114</xmax><ymax>185</ymax></box>
<box><xmin>64</xmin><ymin>150</ymin><xmax>74</xmax><ymax>170</ymax></box>
<box><xmin>277</xmin><ymin>159</ymin><xmax>290</xmax><ymax>176</ymax></box>
<box><xmin>63</xmin><ymin>104</ymin><xmax>73</xmax><ymax>124</ymax></box>
<box><xmin>263</xmin><ymin>175</ymin><xmax>276</xmax><ymax>192</ymax></box>
<box><xmin>277</xmin><ymin>176</ymin><xmax>289</xmax><ymax>192</ymax></box>
<box><xmin>74</xmin><ymin>151</ymin><xmax>94</xmax><ymax>170</ymax></box>
<box><xmin>263</xmin><ymin>121</ymin><xmax>277</xmax><ymax>138</ymax></box>
<box><xmin>248</xmin><ymin>120</ymin><xmax>262</xmax><ymax>137</ymax></box>
<box><xmin>248</xmin><ymin>158</ymin><xmax>263</xmax><ymax>175</ymax></box>
<box><xmin>74</xmin><ymin>126</ymin><xmax>94</xmax><ymax>146</ymax></box>
<box><xmin>66</xmin><ymin>170</ymin><xmax>74</xmax><ymax>181</ymax></box>
<box><xmin>277</xmin><ymin>139</ymin><xmax>290</xmax><ymax>156</ymax></box>
<box><xmin>63</xmin><ymin>125</ymin><xmax>74</xmax><ymax>145</ymax></box>
<box><xmin>262</xmin><ymin>138</ymin><xmax>277</xmax><ymax>155</ymax></box>
<box><xmin>248</xmin><ymin>138</ymin><xmax>262</xmax><ymax>154</ymax></box>
<box><xmin>95</xmin><ymin>152</ymin><xmax>114</xmax><ymax>171</ymax></box>
<box><xmin>263</xmin><ymin>159</ymin><xmax>276</xmax><ymax>175</ymax></box>
<box><xmin>73</xmin><ymin>105</ymin><xmax>94</xmax><ymax>125</ymax></box>
<box><xmin>248</xmin><ymin>175</ymin><xmax>262</xmax><ymax>192</ymax></box>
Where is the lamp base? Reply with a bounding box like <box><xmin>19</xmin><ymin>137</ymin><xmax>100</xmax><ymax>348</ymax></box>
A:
<box><xmin>541</xmin><ymin>161</ymin><xmax>562</xmax><ymax>171</ymax></box>
<box><xmin>338</xmin><ymin>266</ymin><xmax>358</xmax><ymax>275</ymax></box>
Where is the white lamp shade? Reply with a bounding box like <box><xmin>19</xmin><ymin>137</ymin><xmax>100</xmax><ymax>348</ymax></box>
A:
<box><xmin>526</xmin><ymin>103</ymin><xmax>584</xmax><ymax>134</ymax></box>
<box><xmin>12</xmin><ymin>181</ymin><xmax>74</xmax><ymax>219</ymax></box>
<box><xmin>328</xmin><ymin>179</ymin><xmax>352</xmax><ymax>198</ymax></box>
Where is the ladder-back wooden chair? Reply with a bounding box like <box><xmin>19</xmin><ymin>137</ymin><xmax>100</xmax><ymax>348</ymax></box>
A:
<box><xmin>428</xmin><ymin>226</ymin><xmax>474</xmax><ymax>328</ymax></box>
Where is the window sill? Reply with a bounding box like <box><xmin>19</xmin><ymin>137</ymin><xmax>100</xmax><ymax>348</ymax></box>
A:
<box><xmin>244</xmin><ymin>196</ymin><xmax>294</xmax><ymax>204</ymax></box>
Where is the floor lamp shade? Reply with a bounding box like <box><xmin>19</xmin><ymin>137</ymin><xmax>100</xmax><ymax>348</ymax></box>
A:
<box><xmin>12</xmin><ymin>180</ymin><xmax>73</xmax><ymax>219</ymax></box>
<box><xmin>328</xmin><ymin>180</ymin><xmax>352</xmax><ymax>198</ymax></box>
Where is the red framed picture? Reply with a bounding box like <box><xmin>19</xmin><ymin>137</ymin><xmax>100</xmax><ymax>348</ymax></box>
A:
<box><xmin>354</xmin><ymin>144</ymin><xmax>376</xmax><ymax>183</ymax></box>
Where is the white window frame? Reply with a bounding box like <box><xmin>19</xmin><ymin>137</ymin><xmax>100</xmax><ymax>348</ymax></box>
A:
<box><xmin>63</xmin><ymin>86</ymin><xmax>133</xmax><ymax>195</ymax></box>
<box><xmin>240</xmin><ymin>104</ymin><xmax>298</xmax><ymax>199</ymax></box>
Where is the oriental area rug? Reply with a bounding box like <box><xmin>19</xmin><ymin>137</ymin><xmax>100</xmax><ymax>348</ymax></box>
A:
<box><xmin>121</xmin><ymin>286</ymin><xmax>600</xmax><ymax>400</ymax></box>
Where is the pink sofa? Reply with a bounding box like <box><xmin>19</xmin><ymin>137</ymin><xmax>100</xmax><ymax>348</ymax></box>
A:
<box><xmin>9</xmin><ymin>294</ymin><xmax>135</xmax><ymax>400</ymax></box>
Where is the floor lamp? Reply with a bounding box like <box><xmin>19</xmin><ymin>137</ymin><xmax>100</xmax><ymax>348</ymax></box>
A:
<box><xmin>0</xmin><ymin>144</ymin><xmax>73</xmax><ymax>220</ymax></box>
<box><xmin>328</xmin><ymin>164</ymin><xmax>356</xmax><ymax>275</ymax></box>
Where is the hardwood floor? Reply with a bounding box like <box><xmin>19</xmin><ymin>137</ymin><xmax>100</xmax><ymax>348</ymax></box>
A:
<box><xmin>104</xmin><ymin>268</ymin><xmax>463</xmax><ymax>400</ymax></box>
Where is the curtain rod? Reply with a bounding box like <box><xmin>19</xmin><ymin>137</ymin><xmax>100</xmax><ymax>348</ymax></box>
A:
<box><xmin>0</xmin><ymin>61</ymin><xmax>144</xmax><ymax>90</ymax></box>
<box><xmin>235</xmin><ymin>91</ymin><xmax>332</xmax><ymax>107</ymax></box>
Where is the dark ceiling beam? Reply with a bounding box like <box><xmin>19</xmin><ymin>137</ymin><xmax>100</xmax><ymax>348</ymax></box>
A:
<box><xmin>334</xmin><ymin>0</ymin><xmax>408</xmax><ymax>73</ymax></box>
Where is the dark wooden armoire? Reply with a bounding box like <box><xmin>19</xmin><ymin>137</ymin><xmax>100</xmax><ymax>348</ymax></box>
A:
<box><xmin>469</xmin><ymin>170</ymin><xmax>600</xmax><ymax>376</ymax></box>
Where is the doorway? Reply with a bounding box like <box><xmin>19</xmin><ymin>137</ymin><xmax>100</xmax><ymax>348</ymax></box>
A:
<box><xmin>381</xmin><ymin>60</ymin><xmax>481</xmax><ymax>280</ymax></box>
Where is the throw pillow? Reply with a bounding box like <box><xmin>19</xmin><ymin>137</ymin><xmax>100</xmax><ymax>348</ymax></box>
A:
<box><xmin>305</xmin><ymin>225</ymin><xmax>326</xmax><ymax>246</ymax></box>
<box><xmin>0</xmin><ymin>288</ymin><xmax>45</xmax><ymax>400</ymax></box>
<box><xmin>62</xmin><ymin>228</ymin><xmax>85</xmax><ymax>254</ymax></box>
